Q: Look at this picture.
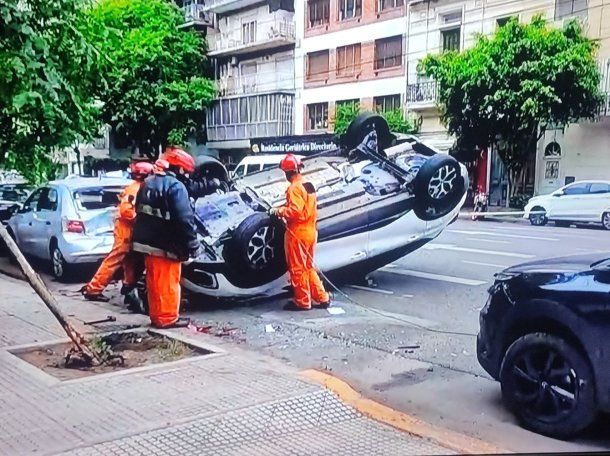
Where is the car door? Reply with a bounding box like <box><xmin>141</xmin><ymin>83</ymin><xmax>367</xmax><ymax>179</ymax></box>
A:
<box><xmin>549</xmin><ymin>183</ymin><xmax>590</xmax><ymax>221</ymax></box>
<box><xmin>30</xmin><ymin>187</ymin><xmax>59</xmax><ymax>259</ymax></box>
<box><xmin>585</xmin><ymin>182</ymin><xmax>610</xmax><ymax>222</ymax></box>
<box><xmin>11</xmin><ymin>188</ymin><xmax>43</xmax><ymax>255</ymax></box>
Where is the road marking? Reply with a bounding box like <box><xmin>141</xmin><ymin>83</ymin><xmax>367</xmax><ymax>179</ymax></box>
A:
<box><xmin>424</xmin><ymin>243</ymin><xmax>535</xmax><ymax>259</ymax></box>
<box><xmin>346</xmin><ymin>285</ymin><xmax>394</xmax><ymax>295</ymax></box>
<box><xmin>449</xmin><ymin>229</ymin><xmax>559</xmax><ymax>242</ymax></box>
<box><xmin>380</xmin><ymin>266</ymin><xmax>487</xmax><ymax>286</ymax></box>
<box><xmin>301</xmin><ymin>370</ymin><xmax>506</xmax><ymax>455</ymax></box>
<box><xmin>402</xmin><ymin>294</ymin><xmax>414</xmax><ymax>298</ymax></box>
<box><xmin>461</xmin><ymin>260</ymin><xmax>510</xmax><ymax>269</ymax></box>
<box><xmin>465</xmin><ymin>237</ymin><xmax>510</xmax><ymax>245</ymax></box>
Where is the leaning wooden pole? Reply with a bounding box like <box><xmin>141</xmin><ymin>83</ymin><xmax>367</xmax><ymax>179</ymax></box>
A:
<box><xmin>0</xmin><ymin>224</ymin><xmax>100</xmax><ymax>364</ymax></box>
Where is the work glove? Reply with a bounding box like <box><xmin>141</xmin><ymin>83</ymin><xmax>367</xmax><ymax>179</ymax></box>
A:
<box><xmin>268</xmin><ymin>207</ymin><xmax>281</xmax><ymax>217</ymax></box>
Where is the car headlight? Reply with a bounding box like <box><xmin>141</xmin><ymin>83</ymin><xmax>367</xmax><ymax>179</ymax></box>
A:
<box><xmin>494</xmin><ymin>271</ymin><xmax>521</xmax><ymax>281</ymax></box>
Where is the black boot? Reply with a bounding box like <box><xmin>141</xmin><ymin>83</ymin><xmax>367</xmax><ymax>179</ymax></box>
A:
<box><xmin>124</xmin><ymin>289</ymin><xmax>146</xmax><ymax>314</ymax></box>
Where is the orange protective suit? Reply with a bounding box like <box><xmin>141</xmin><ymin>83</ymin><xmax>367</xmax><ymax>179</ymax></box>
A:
<box><xmin>145</xmin><ymin>255</ymin><xmax>182</xmax><ymax>328</ymax></box>
<box><xmin>85</xmin><ymin>181</ymin><xmax>144</xmax><ymax>295</ymax></box>
<box><xmin>278</xmin><ymin>174</ymin><xmax>329</xmax><ymax>309</ymax></box>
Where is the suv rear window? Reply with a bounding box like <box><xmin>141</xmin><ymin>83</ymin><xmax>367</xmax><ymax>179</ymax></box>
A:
<box><xmin>73</xmin><ymin>186</ymin><xmax>123</xmax><ymax>211</ymax></box>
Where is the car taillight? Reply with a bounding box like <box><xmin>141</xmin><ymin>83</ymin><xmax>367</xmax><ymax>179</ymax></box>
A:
<box><xmin>64</xmin><ymin>219</ymin><xmax>85</xmax><ymax>234</ymax></box>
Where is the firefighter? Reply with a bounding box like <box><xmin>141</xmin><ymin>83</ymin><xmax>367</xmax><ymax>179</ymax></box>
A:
<box><xmin>270</xmin><ymin>154</ymin><xmax>330</xmax><ymax>311</ymax></box>
<box><xmin>131</xmin><ymin>147</ymin><xmax>221</xmax><ymax>328</ymax></box>
<box><xmin>81</xmin><ymin>161</ymin><xmax>154</xmax><ymax>303</ymax></box>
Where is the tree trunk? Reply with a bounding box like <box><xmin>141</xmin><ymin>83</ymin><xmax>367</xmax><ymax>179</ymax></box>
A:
<box><xmin>0</xmin><ymin>224</ymin><xmax>100</xmax><ymax>364</ymax></box>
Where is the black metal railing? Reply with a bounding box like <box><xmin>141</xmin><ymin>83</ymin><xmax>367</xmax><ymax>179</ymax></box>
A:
<box><xmin>598</xmin><ymin>92</ymin><xmax>610</xmax><ymax>117</ymax></box>
<box><xmin>406</xmin><ymin>81</ymin><xmax>438</xmax><ymax>104</ymax></box>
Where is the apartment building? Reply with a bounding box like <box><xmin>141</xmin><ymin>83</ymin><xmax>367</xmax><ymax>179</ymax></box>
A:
<box><xmin>192</xmin><ymin>0</ymin><xmax>296</xmax><ymax>163</ymax></box>
<box><xmin>295</xmin><ymin>0</ymin><xmax>408</xmax><ymax>135</ymax></box>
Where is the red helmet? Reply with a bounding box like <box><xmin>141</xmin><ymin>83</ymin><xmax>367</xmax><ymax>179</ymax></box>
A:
<box><xmin>130</xmin><ymin>161</ymin><xmax>154</xmax><ymax>180</ymax></box>
<box><xmin>161</xmin><ymin>147</ymin><xmax>195</xmax><ymax>173</ymax></box>
<box><xmin>154</xmin><ymin>158</ymin><xmax>169</xmax><ymax>172</ymax></box>
<box><xmin>279</xmin><ymin>154</ymin><xmax>303</xmax><ymax>172</ymax></box>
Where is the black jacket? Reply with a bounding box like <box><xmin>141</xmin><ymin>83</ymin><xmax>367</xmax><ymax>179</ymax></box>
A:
<box><xmin>132</xmin><ymin>172</ymin><xmax>199</xmax><ymax>260</ymax></box>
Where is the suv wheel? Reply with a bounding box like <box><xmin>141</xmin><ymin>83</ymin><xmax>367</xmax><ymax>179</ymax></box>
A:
<box><xmin>529</xmin><ymin>207</ymin><xmax>548</xmax><ymax>226</ymax></box>
<box><xmin>51</xmin><ymin>244</ymin><xmax>69</xmax><ymax>281</ymax></box>
<box><xmin>500</xmin><ymin>333</ymin><xmax>596</xmax><ymax>439</ymax></box>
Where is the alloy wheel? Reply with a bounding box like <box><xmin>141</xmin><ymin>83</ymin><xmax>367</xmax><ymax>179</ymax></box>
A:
<box><xmin>529</xmin><ymin>210</ymin><xmax>547</xmax><ymax>226</ymax></box>
<box><xmin>428</xmin><ymin>165</ymin><xmax>457</xmax><ymax>200</ymax></box>
<box><xmin>52</xmin><ymin>247</ymin><xmax>64</xmax><ymax>278</ymax></box>
<box><xmin>603</xmin><ymin>212</ymin><xmax>610</xmax><ymax>230</ymax></box>
<box><xmin>247</xmin><ymin>226</ymin><xmax>276</xmax><ymax>269</ymax></box>
<box><xmin>510</xmin><ymin>348</ymin><xmax>578</xmax><ymax>423</ymax></box>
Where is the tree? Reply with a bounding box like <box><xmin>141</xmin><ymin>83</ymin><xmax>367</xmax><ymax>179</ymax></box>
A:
<box><xmin>85</xmin><ymin>0</ymin><xmax>216</xmax><ymax>158</ymax></box>
<box><xmin>0</xmin><ymin>0</ymin><xmax>100</xmax><ymax>183</ymax></box>
<box><xmin>421</xmin><ymin>17</ymin><xmax>602</xmax><ymax>197</ymax></box>
<box><xmin>333</xmin><ymin>102</ymin><xmax>420</xmax><ymax>136</ymax></box>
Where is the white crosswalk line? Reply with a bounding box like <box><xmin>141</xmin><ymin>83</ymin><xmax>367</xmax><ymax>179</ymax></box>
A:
<box><xmin>461</xmin><ymin>260</ymin><xmax>510</xmax><ymax>269</ymax></box>
<box><xmin>380</xmin><ymin>265</ymin><xmax>487</xmax><ymax>286</ymax></box>
<box><xmin>449</xmin><ymin>229</ymin><xmax>559</xmax><ymax>242</ymax></box>
<box><xmin>424</xmin><ymin>243</ymin><xmax>535</xmax><ymax>259</ymax></box>
<box><xmin>346</xmin><ymin>285</ymin><xmax>394</xmax><ymax>295</ymax></box>
<box><xmin>466</xmin><ymin>237</ymin><xmax>510</xmax><ymax>244</ymax></box>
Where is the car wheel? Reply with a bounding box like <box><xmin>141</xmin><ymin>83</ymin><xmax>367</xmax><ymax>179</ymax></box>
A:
<box><xmin>602</xmin><ymin>212</ymin><xmax>610</xmax><ymax>231</ymax></box>
<box><xmin>529</xmin><ymin>206</ymin><xmax>548</xmax><ymax>226</ymax></box>
<box><xmin>555</xmin><ymin>221</ymin><xmax>571</xmax><ymax>228</ymax></box>
<box><xmin>50</xmin><ymin>243</ymin><xmax>70</xmax><ymax>281</ymax></box>
<box><xmin>223</xmin><ymin>212</ymin><xmax>287</xmax><ymax>288</ymax></box>
<box><xmin>413</xmin><ymin>155</ymin><xmax>466</xmax><ymax>221</ymax></box>
<box><xmin>342</xmin><ymin>112</ymin><xmax>394</xmax><ymax>153</ymax></box>
<box><xmin>499</xmin><ymin>333</ymin><xmax>597</xmax><ymax>439</ymax></box>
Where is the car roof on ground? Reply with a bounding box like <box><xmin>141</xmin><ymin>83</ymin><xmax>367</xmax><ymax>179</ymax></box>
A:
<box><xmin>49</xmin><ymin>176</ymin><xmax>132</xmax><ymax>190</ymax></box>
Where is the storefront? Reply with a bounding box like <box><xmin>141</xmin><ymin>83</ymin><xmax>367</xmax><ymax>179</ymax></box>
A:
<box><xmin>249</xmin><ymin>134</ymin><xmax>338</xmax><ymax>156</ymax></box>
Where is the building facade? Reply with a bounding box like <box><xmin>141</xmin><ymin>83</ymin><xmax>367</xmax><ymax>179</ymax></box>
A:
<box><xmin>196</xmin><ymin>0</ymin><xmax>296</xmax><ymax>165</ymax></box>
<box><xmin>295</xmin><ymin>0</ymin><xmax>408</xmax><ymax>135</ymax></box>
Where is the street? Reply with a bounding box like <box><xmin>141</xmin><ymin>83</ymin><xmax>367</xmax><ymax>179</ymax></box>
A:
<box><xmin>5</xmin><ymin>217</ymin><xmax>610</xmax><ymax>453</ymax></box>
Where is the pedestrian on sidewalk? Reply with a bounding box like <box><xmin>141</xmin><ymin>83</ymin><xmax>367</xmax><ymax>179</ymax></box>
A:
<box><xmin>81</xmin><ymin>161</ymin><xmax>154</xmax><ymax>305</ymax></box>
<box><xmin>132</xmin><ymin>147</ymin><xmax>221</xmax><ymax>328</ymax></box>
<box><xmin>270</xmin><ymin>154</ymin><xmax>330</xmax><ymax>311</ymax></box>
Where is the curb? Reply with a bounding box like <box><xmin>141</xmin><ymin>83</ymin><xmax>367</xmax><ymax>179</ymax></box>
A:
<box><xmin>302</xmin><ymin>369</ymin><xmax>507</xmax><ymax>455</ymax></box>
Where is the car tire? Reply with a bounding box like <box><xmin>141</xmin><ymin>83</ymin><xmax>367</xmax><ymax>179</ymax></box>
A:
<box><xmin>529</xmin><ymin>206</ymin><xmax>548</xmax><ymax>226</ymax></box>
<box><xmin>342</xmin><ymin>112</ymin><xmax>394</xmax><ymax>153</ymax></box>
<box><xmin>50</xmin><ymin>243</ymin><xmax>71</xmax><ymax>282</ymax></box>
<box><xmin>499</xmin><ymin>332</ymin><xmax>597</xmax><ymax>439</ymax></box>
<box><xmin>223</xmin><ymin>212</ymin><xmax>287</xmax><ymax>288</ymax></box>
<box><xmin>602</xmin><ymin>212</ymin><xmax>610</xmax><ymax>231</ymax></box>
<box><xmin>555</xmin><ymin>221</ymin><xmax>571</xmax><ymax>228</ymax></box>
<box><xmin>412</xmin><ymin>154</ymin><xmax>465</xmax><ymax>221</ymax></box>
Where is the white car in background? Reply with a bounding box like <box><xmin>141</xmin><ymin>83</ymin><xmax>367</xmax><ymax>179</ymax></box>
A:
<box><xmin>524</xmin><ymin>180</ymin><xmax>610</xmax><ymax>229</ymax></box>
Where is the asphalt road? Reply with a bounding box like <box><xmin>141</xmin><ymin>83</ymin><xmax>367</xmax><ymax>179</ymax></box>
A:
<box><xmin>4</xmin><ymin>218</ymin><xmax>610</xmax><ymax>453</ymax></box>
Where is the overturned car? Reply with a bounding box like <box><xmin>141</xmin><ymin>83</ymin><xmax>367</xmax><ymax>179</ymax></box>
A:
<box><xmin>184</xmin><ymin>114</ymin><xmax>468</xmax><ymax>299</ymax></box>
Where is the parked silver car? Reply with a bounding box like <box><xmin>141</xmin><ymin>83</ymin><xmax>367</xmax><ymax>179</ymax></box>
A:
<box><xmin>7</xmin><ymin>176</ymin><xmax>131</xmax><ymax>280</ymax></box>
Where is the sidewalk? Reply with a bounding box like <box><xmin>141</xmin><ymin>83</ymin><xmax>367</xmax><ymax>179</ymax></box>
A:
<box><xmin>0</xmin><ymin>273</ymin><xmax>484</xmax><ymax>456</ymax></box>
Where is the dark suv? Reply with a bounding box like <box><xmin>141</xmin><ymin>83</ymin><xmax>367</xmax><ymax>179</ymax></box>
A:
<box><xmin>477</xmin><ymin>252</ymin><xmax>610</xmax><ymax>439</ymax></box>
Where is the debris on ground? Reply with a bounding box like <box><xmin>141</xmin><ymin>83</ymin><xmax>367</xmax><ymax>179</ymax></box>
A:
<box><xmin>265</xmin><ymin>324</ymin><xmax>276</xmax><ymax>333</ymax></box>
<box><xmin>327</xmin><ymin>307</ymin><xmax>346</xmax><ymax>315</ymax></box>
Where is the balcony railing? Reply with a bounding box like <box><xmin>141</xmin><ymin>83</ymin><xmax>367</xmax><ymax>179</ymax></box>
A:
<box><xmin>200</xmin><ymin>0</ymin><xmax>262</xmax><ymax>13</ymax></box>
<box><xmin>217</xmin><ymin>71</ymin><xmax>294</xmax><ymax>97</ymax></box>
<box><xmin>209</xmin><ymin>19</ymin><xmax>295</xmax><ymax>55</ymax></box>
<box><xmin>598</xmin><ymin>92</ymin><xmax>610</xmax><ymax>117</ymax></box>
<box><xmin>183</xmin><ymin>3</ymin><xmax>212</xmax><ymax>26</ymax></box>
<box><xmin>407</xmin><ymin>81</ymin><xmax>438</xmax><ymax>104</ymax></box>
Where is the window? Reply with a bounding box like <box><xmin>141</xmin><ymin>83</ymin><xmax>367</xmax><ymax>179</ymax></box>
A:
<box><xmin>336</xmin><ymin>44</ymin><xmax>361</xmax><ymax>76</ymax></box>
<box><xmin>338</xmin><ymin>0</ymin><xmax>361</xmax><ymax>21</ymax></box>
<box><xmin>563</xmin><ymin>183</ymin><xmax>589</xmax><ymax>195</ymax></box>
<box><xmin>307</xmin><ymin>50</ymin><xmax>329</xmax><ymax>80</ymax></box>
<box><xmin>442</xmin><ymin>28</ymin><xmax>460</xmax><ymax>52</ymax></box>
<box><xmin>307</xmin><ymin>103</ymin><xmax>329</xmax><ymax>130</ymax></box>
<box><xmin>22</xmin><ymin>188</ymin><xmax>43</xmax><ymax>213</ymax></box>
<box><xmin>374</xmin><ymin>94</ymin><xmax>401</xmax><ymax>112</ymax></box>
<box><xmin>245</xmin><ymin>164</ymin><xmax>260</xmax><ymax>175</ymax></box>
<box><xmin>374</xmin><ymin>36</ymin><xmax>403</xmax><ymax>70</ymax></box>
<box><xmin>74</xmin><ymin>187</ymin><xmax>123</xmax><ymax>211</ymax></box>
<box><xmin>308</xmin><ymin>0</ymin><xmax>330</xmax><ymax>28</ymax></box>
<box><xmin>37</xmin><ymin>188</ymin><xmax>58</xmax><ymax>212</ymax></box>
<box><xmin>233</xmin><ymin>165</ymin><xmax>245</xmax><ymax>178</ymax></box>
<box><xmin>589</xmin><ymin>183</ymin><xmax>610</xmax><ymax>194</ymax></box>
<box><xmin>242</xmin><ymin>20</ymin><xmax>256</xmax><ymax>45</ymax></box>
<box><xmin>554</xmin><ymin>0</ymin><xmax>587</xmax><ymax>20</ymax></box>
<box><xmin>496</xmin><ymin>16</ymin><xmax>514</xmax><ymax>28</ymax></box>
<box><xmin>262</xmin><ymin>164</ymin><xmax>277</xmax><ymax>171</ymax></box>
<box><xmin>378</xmin><ymin>0</ymin><xmax>404</xmax><ymax>11</ymax></box>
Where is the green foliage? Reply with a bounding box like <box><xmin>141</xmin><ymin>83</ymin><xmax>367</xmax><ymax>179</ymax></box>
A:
<box><xmin>333</xmin><ymin>103</ymin><xmax>420</xmax><ymax>136</ymax></box>
<box><xmin>84</xmin><ymin>0</ymin><xmax>216</xmax><ymax>157</ymax></box>
<box><xmin>420</xmin><ymin>17</ymin><xmax>602</xmax><ymax>194</ymax></box>
<box><xmin>0</xmin><ymin>0</ymin><xmax>100</xmax><ymax>183</ymax></box>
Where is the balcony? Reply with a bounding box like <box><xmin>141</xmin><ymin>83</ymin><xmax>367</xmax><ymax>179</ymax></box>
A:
<box><xmin>217</xmin><ymin>72</ymin><xmax>294</xmax><ymax>97</ymax></box>
<box><xmin>207</xmin><ymin>92</ymin><xmax>294</xmax><ymax>141</ymax></box>
<box><xmin>208</xmin><ymin>19</ymin><xmax>296</xmax><ymax>57</ymax></box>
<box><xmin>407</xmin><ymin>81</ymin><xmax>438</xmax><ymax>109</ymax></box>
<box><xmin>201</xmin><ymin>0</ymin><xmax>266</xmax><ymax>14</ymax></box>
<box><xmin>181</xmin><ymin>3</ymin><xmax>212</xmax><ymax>27</ymax></box>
